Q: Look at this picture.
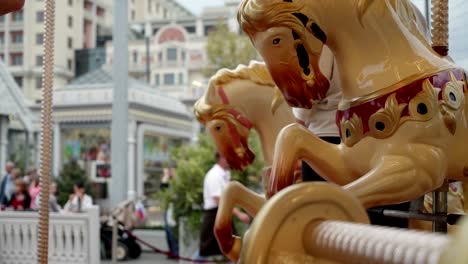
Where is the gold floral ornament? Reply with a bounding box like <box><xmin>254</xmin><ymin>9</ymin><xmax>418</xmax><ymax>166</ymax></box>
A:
<box><xmin>340</xmin><ymin>113</ymin><xmax>364</xmax><ymax>147</ymax></box>
<box><xmin>368</xmin><ymin>94</ymin><xmax>407</xmax><ymax>139</ymax></box>
<box><xmin>408</xmin><ymin>79</ymin><xmax>438</xmax><ymax>122</ymax></box>
<box><xmin>439</xmin><ymin>72</ymin><xmax>465</xmax><ymax>135</ymax></box>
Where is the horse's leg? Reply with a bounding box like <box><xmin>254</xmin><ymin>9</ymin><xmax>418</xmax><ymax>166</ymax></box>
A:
<box><xmin>268</xmin><ymin>123</ymin><xmax>354</xmax><ymax>198</ymax></box>
<box><xmin>215</xmin><ymin>181</ymin><xmax>266</xmax><ymax>261</ymax></box>
<box><xmin>344</xmin><ymin>146</ymin><xmax>448</xmax><ymax>208</ymax></box>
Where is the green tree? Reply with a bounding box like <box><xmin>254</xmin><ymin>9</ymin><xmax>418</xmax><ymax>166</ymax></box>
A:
<box><xmin>159</xmin><ymin>132</ymin><xmax>264</xmax><ymax>243</ymax></box>
<box><xmin>204</xmin><ymin>21</ymin><xmax>259</xmax><ymax>77</ymax></box>
<box><xmin>56</xmin><ymin>160</ymin><xmax>94</xmax><ymax>206</ymax></box>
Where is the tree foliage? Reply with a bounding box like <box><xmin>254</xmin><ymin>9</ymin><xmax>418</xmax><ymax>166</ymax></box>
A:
<box><xmin>204</xmin><ymin>21</ymin><xmax>259</xmax><ymax>77</ymax></box>
<box><xmin>158</xmin><ymin>132</ymin><xmax>264</xmax><ymax>243</ymax></box>
<box><xmin>56</xmin><ymin>160</ymin><xmax>94</xmax><ymax>206</ymax></box>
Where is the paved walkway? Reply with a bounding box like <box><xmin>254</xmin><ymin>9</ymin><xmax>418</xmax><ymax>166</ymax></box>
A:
<box><xmin>102</xmin><ymin>252</ymin><xmax>177</xmax><ymax>264</ymax></box>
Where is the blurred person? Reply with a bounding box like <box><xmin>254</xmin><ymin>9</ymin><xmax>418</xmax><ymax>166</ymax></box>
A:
<box><xmin>0</xmin><ymin>161</ymin><xmax>15</xmax><ymax>206</ymax></box>
<box><xmin>27</xmin><ymin>169</ymin><xmax>41</xmax><ymax>209</ymax></box>
<box><xmin>35</xmin><ymin>181</ymin><xmax>61</xmax><ymax>213</ymax></box>
<box><xmin>6</xmin><ymin>179</ymin><xmax>31</xmax><ymax>211</ymax></box>
<box><xmin>193</xmin><ymin>152</ymin><xmax>250</xmax><ymax>261</ymax></box>
<box><xmin>160</xmin><ymin>167</ymin><xmax>179</xmax><ymax>258</ymax></box>
<box><xmin>63</xmin><ymin>180</ymin><xmax>93</xmax><ymax>212</ymax></box>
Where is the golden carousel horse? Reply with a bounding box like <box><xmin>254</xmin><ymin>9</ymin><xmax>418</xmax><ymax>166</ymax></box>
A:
<box><xmin>194</xmin><ymin>61</ymin><xmax>299</xmax><ymax>259</ymax></box>
<box><xmin>239</xmin><ymin>0</ymin><xmax>468</xmax><ymax>207</ymax></box>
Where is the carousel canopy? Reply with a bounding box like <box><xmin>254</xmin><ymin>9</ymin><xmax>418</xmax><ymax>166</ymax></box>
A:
<box><xmin>0</xmin><ymin>59</ymin><xmax>36</xmax><ymax>132</ymax></box>
<box><xmin>51</xmin><ymin>67</ymin><xmax>192</xmax><ymax>123</ymax></box>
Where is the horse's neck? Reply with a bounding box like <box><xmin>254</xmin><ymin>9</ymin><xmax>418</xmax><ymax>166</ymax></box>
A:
<box><xmin>325</xmin><ymin>2</ymin><xmax>454</xmax><ymax>101</ymax></box>
<box><xmin>229</xmin><ymin>83</ymin><xmax>294</xmax><ymax>166</ymax></box>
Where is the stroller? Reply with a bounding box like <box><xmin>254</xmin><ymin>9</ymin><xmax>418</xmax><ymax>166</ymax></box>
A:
<box><xmin>100</xmin><ymin>200</ymin><xmax>145</xmax><ymax>261</ymax></box>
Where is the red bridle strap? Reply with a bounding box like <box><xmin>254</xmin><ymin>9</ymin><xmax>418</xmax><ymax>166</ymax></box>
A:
<box><xmin>217</xmin><ymin>86</ymin><xmax>254</xmax><ymax>130</ymax></box>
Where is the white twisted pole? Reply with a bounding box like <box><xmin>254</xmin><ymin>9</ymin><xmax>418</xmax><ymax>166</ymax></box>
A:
<box><xmin>37</xmin><ymin>0</ymin><xmax>55</xmax><ymax>263</ymax></box>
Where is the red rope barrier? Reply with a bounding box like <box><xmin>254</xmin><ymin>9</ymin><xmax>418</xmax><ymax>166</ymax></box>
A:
<box><xmin>124</xmin><ymin>230</ymin><xmax>230</xmax><ymax>263</ymax></box>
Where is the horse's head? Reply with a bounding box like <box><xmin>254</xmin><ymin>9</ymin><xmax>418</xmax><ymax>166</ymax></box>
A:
<box><xmin>194</xmin><ymin>87</ymin><xmax>255</xmax><ymax>171</ymax></box>
<box><xmin>238</xmin><ymin>0</ymin><xmax>330</xmax><ymax>109</ymax></box>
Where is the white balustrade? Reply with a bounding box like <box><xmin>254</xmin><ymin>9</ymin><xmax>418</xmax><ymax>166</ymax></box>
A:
<box><xmin>0</xmin><ymin>206</ymin><xmax>100</xmax><ymax>264</ymax></box>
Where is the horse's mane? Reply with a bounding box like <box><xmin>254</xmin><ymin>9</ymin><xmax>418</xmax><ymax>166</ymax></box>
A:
<box><xmin>239</xmin><ymin>0</ymin><xmax>429</xmax><ymax>47</ymax></box>
<box><xmin>194</xmin><ymin>61</ymin><xmax>284</xmax><ymax>125</ymax></box>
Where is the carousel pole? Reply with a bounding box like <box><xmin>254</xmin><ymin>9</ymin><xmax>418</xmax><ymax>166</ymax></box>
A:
<box><xmin>431</xmin><ymin>0</ymin><xmax>449</xmax><ymax>233</ymax></box>
<box><xmin>37</xmin><ymin>0</ymin><xmax>55</xmax><ymax>263</ymax></box>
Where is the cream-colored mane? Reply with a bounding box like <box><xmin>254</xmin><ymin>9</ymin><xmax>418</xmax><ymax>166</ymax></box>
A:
<box><xmin>194</xmin><ymin>61</ymin><xmax>284</xmax><ymax>125</ymax></box>
<box><xmin>240</xmin><ymin>0</ymin><xmax>429</xmax><ymax>47</ymax></box>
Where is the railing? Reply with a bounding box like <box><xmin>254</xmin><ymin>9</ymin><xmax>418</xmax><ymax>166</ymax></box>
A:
<box><xmin>0</xmin><ymin>206</ymin><xmax>100</xmax><ymax>264</ymax></box>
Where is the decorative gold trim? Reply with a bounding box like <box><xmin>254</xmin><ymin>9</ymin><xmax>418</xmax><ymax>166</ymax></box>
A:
<box><xmin>407</xmin><ymin>79</ymin><xmax>438</xmax><ymax>122</ymax></box>
<box><xmin>340</xmin><ymin>113</ymin><xmax>364</xmax><ymax>147</ymax></box>
<box><xmin>439</xmin><ymin>72</ymin><xmax>465</xmax><ymax>135</ymax></box>
<box><xmin>368</xmin><ymin>94</ymin><xmax>407</xmax><ymax>139</ymax></box>
<box><xmin>338</xmin><ymin>66</ymin><xmax>456</xmax><ymax>110</ymax></box>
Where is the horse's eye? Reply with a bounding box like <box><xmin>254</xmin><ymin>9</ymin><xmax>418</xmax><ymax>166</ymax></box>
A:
<box><xmin>215</xmin><ymin>126</ymin><xmax>221</xmax><ymax>131</ymax></box>
<box><xmin>272</xmin><ymin>38</ymin><xmax>281</xmax><ymax>45</ymax></box>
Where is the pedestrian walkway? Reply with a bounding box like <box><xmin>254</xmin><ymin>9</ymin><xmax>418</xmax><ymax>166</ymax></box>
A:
<box><xmin>102</xmin><ymin>252</ymin><xmax>177</xmax><ymax>264</ymax></box>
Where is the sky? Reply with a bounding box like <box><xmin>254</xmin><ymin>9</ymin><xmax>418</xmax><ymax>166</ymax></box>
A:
<box><xmin>176</xmin><ymin>0</ymin><xmax>224</xmax><ymax>15</ymax></box>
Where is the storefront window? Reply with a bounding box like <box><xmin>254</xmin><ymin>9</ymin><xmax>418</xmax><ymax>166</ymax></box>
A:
<box><xmin>143</xmin><ymin>134</ymin><xmax>184</xmax><ymax>196</ymax></box>
<box><xmin>61</xmin><ymin>127</ymin><xmax>111</xmax><ymax>182</ymax></box>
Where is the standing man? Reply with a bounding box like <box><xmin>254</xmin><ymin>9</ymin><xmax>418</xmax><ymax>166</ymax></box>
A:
<box><xmin>0</xmin><ymin>161</ymin><xmax>16</xmax><ymax>206</ymax></box>
<box><xmin>196</xmin><ymin>152</ymin><xmax>250</xmax><ymax>260</ymax></box>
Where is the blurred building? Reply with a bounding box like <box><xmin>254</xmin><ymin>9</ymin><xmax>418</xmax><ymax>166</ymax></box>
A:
<box><xmin>105</xmin><ymin>0</ymin><xmax>241</xmax><ymax>101</ymax></box>
<box><xmin>0</xmin><ymin>0</ymin><xmax>113</xmax><ymax>104</ymax></box>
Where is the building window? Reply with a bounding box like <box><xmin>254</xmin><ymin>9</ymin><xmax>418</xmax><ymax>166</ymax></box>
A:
<box><xmin>84</xmin><ymin>0</ymin><xmax>92</xmax><ymax>11</ymax></box>
<box><xmin>68</xmin><ymin>59</ymin><xmax>73</xmax><ymax>70</ymax></box>
<box><xmin>131</xmin><ymin>10</ymin><xmax>135</xmax><ymax>20</ymax></box>
<box><xmin>178</xmin><ymin>73</ymin><xmax>183</xmax><ymax>84</ymax></box>
<box><xmin>36</xmin><ymin>55</ymin><xmax>43</xmax><ymax>66</ymax></box>
<box><xmin>68</xmin><ymin>16</ymin><xmax>73</xmax><ymax>28</ymax></box>
<box><xmin>163</xmin><ymin>73</ymin><xmax>175</xmax><ymax>85</ymax></box>
<box><xmin>11</xmin><ymin>31</ymin><xmax>23</xmax><ymax>43</ymax></box>
<box><xmin>97</xmin><ymin>6</ymin><xmax>105</xmax><ymax>17</ymax></box>
<box><xmin>0</xmin><ymin>54</ymin><xmax>3</xmax><ymax>61</ymax></box>
<box><xmin>155</xmin><ymin>74</ymin><xmax>160</xmax><ymax>86</ymax></box>
<box><xmin>36</xmin><ymin>11</ymin><xmax>44</xmax><ymax>23</ymax></box>
<box><xmin>132</xmin><ymin>50</ymin><xmax>138</xmax><ymax>63</ymax></box>
<box><xmin>181</xmin><ymin>51</ymin><xmax>186</xmax><ymax>62</ymax></box>
<box><xmin>68</xmin><ymin>37</ymin><xmax>73</xmax><ymax>49</ymax></box>
<box><xmin>68</xmin><ymin>0</ymin><xmax>73</xmax><ymax>6</ymax></box>
<box><xmin>163</xmin><ymin>8</ymin><xmax>167</xmax><ymax>18</ymax></box>
<box><xmin>12</xmin><ymin>11</ymin><xmax>23</xmax><ymax>22</ymax></box>
<box><xmin>36</xmin><ymin>77</ymin><xmax>43</xmax><ymax>89</ymax></box>
<box><xmin>10</xmin><ymin>53</ymin><xmax>23</xmax><ymax>66</ymax></box>
<box><xmin>36</xmin><ymin>33</ymin><xmax>43</xmax><ymax>45</ymax></box>
<box><xmin>14</xmin><ymin>76</ymin><xmax>22</xmax><ymax>88</ymax></box>
<box><xmin>167</xmin><ymin>48</ymin><xmax>177</xmax><ymax>61</ymax></box>
<box><xmin>0</xmin><ymin>16</ymin><xmax>4</xmax><ymax>23</ymax></box>
<box><xmin>185</xmin><ymin>26</ymin><xmax>196</xmax><ymax>33</ymax></box>
<box><xmin>0</xmin><ymin>33</ymin><xmax>4</xmax><ymax>44</ymax></box>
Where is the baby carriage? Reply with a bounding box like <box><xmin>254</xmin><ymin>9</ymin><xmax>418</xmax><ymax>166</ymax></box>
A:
<box><xmin>100</xmin><ymin>200</ymin><xmax>146</xmax><ymax>261</ymax></box>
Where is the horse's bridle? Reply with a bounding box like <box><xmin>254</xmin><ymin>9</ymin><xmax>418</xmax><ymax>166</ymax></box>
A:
<box><xmin>217</xmin><ymin>86</ymin><xmax>253</xmax><ymax>159</ymax></box>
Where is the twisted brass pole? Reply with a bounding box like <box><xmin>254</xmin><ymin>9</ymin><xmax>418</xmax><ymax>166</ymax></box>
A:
<box><xmin>37</xmin><ymin>0</ymin><xmax>55</xmax><ymax>263</ymax></box>
<box><xmin>431</xmin><ymin>0</ymin><xmax>449</xmax><ymax>56</ymax></box>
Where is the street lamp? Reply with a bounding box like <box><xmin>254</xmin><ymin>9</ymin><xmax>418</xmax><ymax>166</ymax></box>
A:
<box><xmin>145</xmin><ymin>22</ymin><xmax>151</xmax><ymax>83</ymax></box>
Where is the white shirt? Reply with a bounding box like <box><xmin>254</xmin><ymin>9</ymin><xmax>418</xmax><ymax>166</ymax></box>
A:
<box><xmin>203</xmin><ymin>164</ymin><xmax>230</xmax><ymax>210</ymax></box>
<box><xmin>292</xmin><ymin>46</ymin><xmax>341</xmax><ymax>137</ymax></box>
<box><xmin>63</xmin><ymin>194</ymin><xmax>93</xmax><ymax>212</ymax></box>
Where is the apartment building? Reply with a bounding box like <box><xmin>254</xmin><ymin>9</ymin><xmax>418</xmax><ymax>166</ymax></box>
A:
<box><xmin>0</xmin><ymin>0</ymin><xmax>112</xmax><ymax>103</ymax></box>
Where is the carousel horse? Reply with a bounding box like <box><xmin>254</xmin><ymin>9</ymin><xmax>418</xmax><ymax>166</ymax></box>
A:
<box><xmin>194</xmin><ymin>61</ymin><xmax>298</xmax><ymax>260</ymax></box>
<box><xmin>238</xmin><ymin>0</ymin><xmax>468</xmax><ymax>210</ymax></box>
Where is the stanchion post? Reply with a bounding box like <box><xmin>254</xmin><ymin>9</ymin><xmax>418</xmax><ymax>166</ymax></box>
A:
<box><xmin>432</xmin><ymin>182</ymin><xmax>448</xmax><ymax>233</ymax></box>
<box><xmin>112</xmin><ymin>217</ymin><xmax>117</xmax><ymax>263</ymax></box>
